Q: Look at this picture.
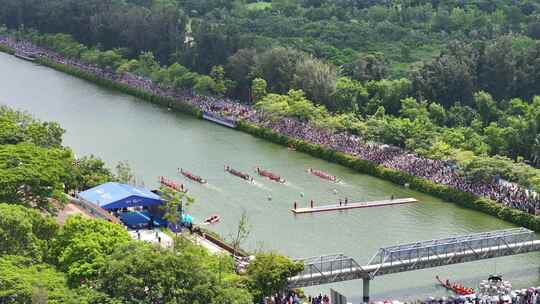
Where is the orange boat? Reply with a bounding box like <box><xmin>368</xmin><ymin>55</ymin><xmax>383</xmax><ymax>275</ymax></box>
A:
<box><xmin>436</xmin><ymin>275</ymin><xmax>475</xmax><ymax>295</ymax></box>
<box><xmin>308</xmin><ymin>168</ymin><xmax>337</xmax><ymax>182</ymax></box>
<box><xmin>256</xmin><ymin>168</ymin><xmax>285</xmax><ymax>183</ymax></box>
<box><xmin>179</xmin><ymin>168</ymin><xmax>207</xmax><ymax>184</ymax></box>
<box><xmin>158</xmin><ymin>176</ymin><xmax>187</xmax><ymax>193</ymax></box>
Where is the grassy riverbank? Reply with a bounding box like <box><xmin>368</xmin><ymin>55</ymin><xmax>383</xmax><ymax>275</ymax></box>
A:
<box><xmin>0</xmin><ymin>44</ymin><xmax>15</xmax><ymax>54</ymax></box>
<box><xmin>2</xmin><ymin>49</ymin><xmax>538</xmax><ymax>231</ymax></box>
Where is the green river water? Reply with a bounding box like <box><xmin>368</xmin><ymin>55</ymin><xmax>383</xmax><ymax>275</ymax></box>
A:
<box><xmin>1</xmin><ymin>52</ymin><xmax>538</xmax><ymax>301</ymax></box>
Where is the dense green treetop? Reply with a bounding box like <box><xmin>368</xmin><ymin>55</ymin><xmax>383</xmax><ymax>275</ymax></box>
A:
<box><xmin>245</xmin><ymin>252</ymin><xmax>304</xmax><ymax>302</ymax></box>
<box><xmin>98</xmin><ymin>240</ymin><xmax>252</xmax><ymax>304</ymax></box>
<box><xmin>0</xmin><ymin>105</ymin><xmax>64</xmax><ymax>148</ymax></box>
<box><xmin>52</xmin><ymin>216</ymin><xmax>131</xmax><ymax>286</ymax></box>
<box><xmin>0</xmin><ymin>203</ymin><xmax>58</xmax><ymax>261</ymax></box>
<box><xmin>0</xmin><ymin>143</ymin><xmax>76</xmax><ymax>211</ymax></box>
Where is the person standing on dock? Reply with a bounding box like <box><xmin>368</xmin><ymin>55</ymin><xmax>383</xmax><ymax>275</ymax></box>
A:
<box><xmin>339</xmin><ymin>199</ymin><xmax>342</xmax><ymax>206</ymax></box>
<box><xmin>345</xmin><ymin>197</ymin><xmax>348</xmax><ymax>205</ymax></box>
<box><xmin>294</xmin><ymin>201</ymin><xmax>297</xmax><ymax>210</ymax></box>
<box><xmin>310</xmin><ymin>200</ymin><xmax>314</xmax><ymax>208</ymax></box>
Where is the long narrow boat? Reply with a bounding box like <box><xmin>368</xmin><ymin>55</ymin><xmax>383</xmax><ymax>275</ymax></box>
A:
<box><xmin>435</xmin><ymin>275</ymin><xmax>475</xmax><ymax>295</ymax></box>
<box><xmin>179</xmin><ymin>168</ymin><xmax>207</xmax><ymax>184</ymax></box>
<box><xmin>224</xmin><ymin>165</ymin><xmax>253</xmax><ymax>181</ymax></box>
<box><xmin>203</xmin><ymin>214</ymin><xmax>221</xmax><ymax>224</ymax></box>
<box><xmin>14</xmin><ymin>52</ymin><xmax>37</xmax><ymax>62</ymax></box>
<box><xmin>158</xmin><ymin>176</ymin><xmax>187</xmax><ymax>193</ymax></box>
<box><xmin>256</xmin><ymin>167</ymin><xmax>285</xmax><ymax>183</ymax></box>
<box><xmin>307</xmin><ymin>168</ymin><xmax>337</xmax><ymax>182</ymax></box>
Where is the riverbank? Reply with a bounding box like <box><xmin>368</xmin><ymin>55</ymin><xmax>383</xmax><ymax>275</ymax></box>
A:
<box><xmin>1</xmin><ymin>44</ymin><xmax>538</xmax><ymax>231</ymax></box>
<box><xmin>236</xmin><ymin>122</ymin><xmax>540</xmax><ymax>231</ymax></box>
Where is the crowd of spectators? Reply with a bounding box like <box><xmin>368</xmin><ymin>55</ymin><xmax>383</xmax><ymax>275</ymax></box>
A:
<box><xmin>401</xmin><ymin>286</ymin><xmax>540</xmax><ymax>304</ymax></box>
<box><xmin>1</xmin><ymin>36</ymin><xmax>539</xmax><ymax>215</ymax></box>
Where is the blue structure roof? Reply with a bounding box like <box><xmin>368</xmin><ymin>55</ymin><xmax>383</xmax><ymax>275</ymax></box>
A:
<box><xmin>78</xmin><ymin>182</ymin><xmax>163</xmax><ymax>210</ymax></box>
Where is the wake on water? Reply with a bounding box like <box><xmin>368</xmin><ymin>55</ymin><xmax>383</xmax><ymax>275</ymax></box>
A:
<box><xmin>251</xmin><ymin>180</ymin><xmax>272</xmax><ymax>192</ymax></box>
<box><xmin>204</xmin><ymin>183</ymin><xmax>223</xmax><ymax>193</ymax></box>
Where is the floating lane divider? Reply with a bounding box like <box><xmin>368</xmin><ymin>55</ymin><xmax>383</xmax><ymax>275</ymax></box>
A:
<box><xmin>291</xmin><ymin>197</ymin><xmax>418</xmax><ymax>214</ymax></box>
<box><xmin>202</xmin><ymin>112</ymin><xmax>237</xmax><ymax>128</ymax></box>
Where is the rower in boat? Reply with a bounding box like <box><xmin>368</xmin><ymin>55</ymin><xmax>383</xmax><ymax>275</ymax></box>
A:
<box><xmin>225</xmin><ymin>165</ymin><xmax>253</xmax><ymax>181</ymax></box>
<box><xmin>158</xmin><ymin>176</ymin><xmax>187</xmax><ymax>193</ymax></box>
<box><xmin>256</xmin><ymin>167</ymin><xmax>285</xmax><ymax>183</ymax></box>
<box><xmin>179</xmin><ymin>168</ymin><xmax>207</xmax><ymax>184</ymax></box>
<box><xmin>203</xmin><ymin>214</ymin><xmax>220</xmax><ymax>224</ymax></box>
<box><xmin>307</xmin><ymin>168</ymin><xmax>338</xmax><ymax>182</ymax></box>
<box><xmin>435</xmin><ymin>275</ymin><xmax>475</xmax><ymax>295</ymax></box>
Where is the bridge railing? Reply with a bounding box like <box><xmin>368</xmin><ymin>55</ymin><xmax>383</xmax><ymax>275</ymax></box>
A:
<box><xmin>366</xmin><ymin>228</ymin><xmax>535</xmax><ymax>277</ymax></box>
<box><xmin>289</xmin><ymin>254</ymin><xmax>365</xmax><ymax>287</ymax></box>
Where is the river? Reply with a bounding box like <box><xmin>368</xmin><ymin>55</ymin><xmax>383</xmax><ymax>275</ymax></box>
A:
<box><xmin>1</xmin><ymin>52</ymin><xmax>538</xmax><ymax>301</ymax></box>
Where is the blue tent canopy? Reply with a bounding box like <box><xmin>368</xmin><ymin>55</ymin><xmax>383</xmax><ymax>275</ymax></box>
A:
<box><xmin>78</xmin><ymin>182</ymin><xmax>163</xmax><ymax>210</ymax></box>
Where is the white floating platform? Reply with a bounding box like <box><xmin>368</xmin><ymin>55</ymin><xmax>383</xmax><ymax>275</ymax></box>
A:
<box><xmin>291</xmin><ymin>198</ymin><xmax>418</xmax><ymax>214</ymax></box>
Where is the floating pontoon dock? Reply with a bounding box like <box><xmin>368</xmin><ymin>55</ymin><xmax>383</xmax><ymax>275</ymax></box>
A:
<box><xmin>291</xmin><ymin>197</ymin><xmax>418</xmax><ymax>214</ymax></box>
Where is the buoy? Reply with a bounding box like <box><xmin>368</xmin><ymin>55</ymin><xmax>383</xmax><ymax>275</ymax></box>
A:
<box><xmin>267</xmin><ymin>195</ymin><xmax>272</xmax><ymax>201</ymax></box>
<box><xmin>333</xmin><ymin>189</ymin><xmax>338</xmax><ymax>195</ymax></box>
<box><xmin>300</xmin><ymin>192</ymin><xmax>304</xmax><ymax>197</ymax></box>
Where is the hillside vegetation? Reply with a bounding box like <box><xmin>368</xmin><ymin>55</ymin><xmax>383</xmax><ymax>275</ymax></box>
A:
<box><xmin>2</xmin><ymin>0</ymin><xmax>540</xmax><ymax>190</ymax></box>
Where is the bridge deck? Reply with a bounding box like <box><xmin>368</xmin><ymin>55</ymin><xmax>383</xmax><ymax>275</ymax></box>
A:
<box><xmin>288</xmin><ymin>240</ymin><xmax>540</xmax><ymax>287</ymax></box>
<box><xmin>291</xmin><ymin>198</ymin><xmax>418</xmax><ymax>214</ymax></box>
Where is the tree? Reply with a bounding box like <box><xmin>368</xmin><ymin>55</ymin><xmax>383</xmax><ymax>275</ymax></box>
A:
<box><xmin>252</xmin><ymin>47</ymin><xmax>305</xmax><ymax>94</ymax></box>
<box><xmin>412</xmin><ymin>42</ymin><xmax>476</xmax><ymax>107</ymax></box>
<box><xmin>428</xmin><ymin>102</ymin><xmax>447</xmax><ymax>126</ymax></box>
<box><xmin>344</xmin><ymin>53</ymin><xmax>387</xmax><ymax>82</ymax></box>
<box><xmin>0</xmin><ymin>255</ymin><xmax>117</xmax><ymax>304</ymax></box>
<box><xmin>73</xmin><ymin>155</ymin><xmax>114</xmax><ymax>190</ymax></box>
<box><xmin>52</xmin><ymin>216</ymin><xmax>131</xmax><ymax>286</ymax></box>
<box><xmin>474</xmin><ymin>91</ymin><xmax>498</xmax><ymax>124</ymax></box>
<box><xmin>229</xmin><ymin>210</ymin><xmax>250</xmax><ymax>258</ymax></box>
<box><xmin>227</xmin><ymin>49</ymin><xmax>258</xmax><ymax>99</ymax></box>
<box><xmin>0</xmin><ymin>144</ymin><xmax>76</xmax><ymax>212</ymax></box>
<box><xmin>97</xmin><ymin>241</ymin><xmax>252</xmax><ymax>304</ymax></box>
<box><xmin>484</xmin><ymin>122</ymin><xmax>509</xmax><ymax>155</ymax></box>
<box><xmin>332</xmin><ymin>77</ymin><xmax>368</xmax><ymax>112</ymax></box>
<box><xmin>0</xmin><ymin>203</ymin><xmax>58</xmax><ymax>261</ymax></box>
<box><xmin>210</xmin><ymin>65</ymin><xmax>229</xmax><ymax>96</ymax></box>
<box><xmin>0</xmin><ymin>105</ymin><xmax>64</xmax><ymax>148</ymax></box>
<box><xmin>251</xmin><ymin>78</ymin><xmax>268</xmax><ymax>102</ymax></box>
<box><xmin>292</xmin><ymin>56</ymin><xmax>338</xmax><ymax>108</ymax></box>
<box><xmin>159</xmin><ymin>185</ymin><xmax>194</xmax><ymax>231</ymax></box>
<box><xmin>245</xmin><ymin>253</ymin><xmax>304</xmax><ymax>302</ymax></box>
<box><xmin>0</xmin><ymin>256</ymin><xmax>78</xmax><ymax>304</ymax></box>
<box><xmin>115</xmin><ymin>161</ymin><xmax>135</xmax><ymax>185</ymax></box>
<box><xmin>400</xmin><ymin>98</ymin><xmax>429</xmax><ymax>121</ymax></box>
<box><xmin>366</xmin><ymin>78</ymin><xmax>412</xmax><ymax>115</ymax></box>
<box><xmin>194</xmin><ymin>75</ymin><xmax>216</xmax><ymax>95</ymax></box>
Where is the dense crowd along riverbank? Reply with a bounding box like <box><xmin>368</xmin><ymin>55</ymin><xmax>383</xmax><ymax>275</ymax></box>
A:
<box><xmin>1</xmin><ymin>36</ymin><xmax>539</xmax><ymax>220</ymax></box>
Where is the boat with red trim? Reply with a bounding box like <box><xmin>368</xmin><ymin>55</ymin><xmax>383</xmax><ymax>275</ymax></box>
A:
<box><xmin>307</xmin><ymin>168</ymin><xmax>337</xmax><ymax>182</ymax></box>
<box><xmin>158</xmin><ymin>176</ymin><xmax>187</xmax><ymax>192</ymax></box>
<box><xmin>436</xmin><ymin>275</ymin><xmax>475</xmax><ymax>295</ymax></box>
<box><xmin>179</xmin><ymin>168</ymin><xmax>207</xmax><ymax>184</ymax></box>
<box><xmin>256</xmin><ymin>167</ymin><xmax>285</xmax><ymax>183</ymax></box>
<box><xmin>225</xmin><ymin>165</ymin><xmax>253</xmax><ymax>181</ymax></box>
<box><xmin>203</xmin><ymin>214</ymin><xmax>221</xmax><ymax>224</ymax></box>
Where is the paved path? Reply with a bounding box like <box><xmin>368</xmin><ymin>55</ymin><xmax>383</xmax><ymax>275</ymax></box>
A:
<box><xmin>128</xmin><ymin>229</ymin><xmax>173</xmax><ymax>248</ymax></box>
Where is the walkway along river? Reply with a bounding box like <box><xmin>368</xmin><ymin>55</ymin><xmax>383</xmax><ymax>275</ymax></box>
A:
<box><xmin>1</xmin><ymin>52</ymin><xmax>539</xmax><ymax>302</ymax></box>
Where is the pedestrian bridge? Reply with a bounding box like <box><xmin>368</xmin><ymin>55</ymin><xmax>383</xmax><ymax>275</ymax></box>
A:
<box><xmin>288</xmin><ymin>228</ymin><xmax>540</xmax><ymax>302</ymax></box>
